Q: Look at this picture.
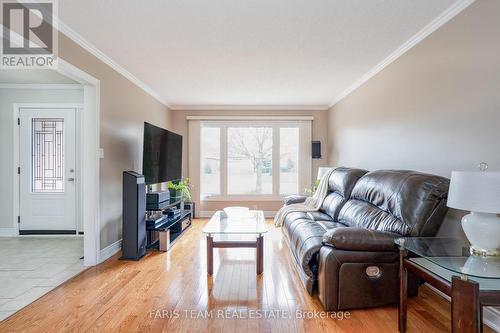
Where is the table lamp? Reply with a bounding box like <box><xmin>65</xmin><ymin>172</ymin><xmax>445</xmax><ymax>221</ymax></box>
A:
<box><xmin>447</xmin><ymin>164</ymin><xmax>500</xmax><ymax>256</ymax></box>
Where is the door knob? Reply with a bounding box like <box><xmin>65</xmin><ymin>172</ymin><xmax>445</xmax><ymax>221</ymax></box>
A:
<box><xmin>68</xmin><ymin>178</ymin><xmax>75</xmax><ymax>182</ymax></box>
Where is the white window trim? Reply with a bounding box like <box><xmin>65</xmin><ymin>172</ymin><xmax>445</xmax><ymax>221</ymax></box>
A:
<box><xmin>199</xmin><ymin>120</ymin><xmax>311</xmax><ymax>201</ymax></box>
<box><xmin>187</xmin><ymin>115</ymin><xmax>313</xmax><ymax>121</ymax></box>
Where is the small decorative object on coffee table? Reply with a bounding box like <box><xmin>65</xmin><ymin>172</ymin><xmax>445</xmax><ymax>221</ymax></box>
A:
<box><xmin>203</xmin><ymin>209</ymin><xmax>267</xmax><ymax>275</ymax></box>
<box><xmin>396</xmin><ymin>237</ymin><xmax>500</xmax><ymax>333</ymax></box>
<box><xmin>223</xmin><ymin>206</ymin><xmax>249</xmax><ymax>217</ymax></box>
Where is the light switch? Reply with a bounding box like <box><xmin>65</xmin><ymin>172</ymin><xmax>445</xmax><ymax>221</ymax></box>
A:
<box><xmin>98</xmin><ymin>148</ymin><xmax>104</xmax><ymax>159</ymax></box>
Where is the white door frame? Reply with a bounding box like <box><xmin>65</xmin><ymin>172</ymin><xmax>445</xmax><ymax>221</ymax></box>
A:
<box><xmin>11</xmin><ymin>59</ymin><xmax>101</xmax><ymax>266</ymax></box>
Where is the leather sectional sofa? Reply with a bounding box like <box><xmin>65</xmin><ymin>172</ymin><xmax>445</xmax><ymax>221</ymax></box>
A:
<box><xmin>282</xmin><ymin>167</ymin><xmax>450</xmax><ymax>310</ymax></box>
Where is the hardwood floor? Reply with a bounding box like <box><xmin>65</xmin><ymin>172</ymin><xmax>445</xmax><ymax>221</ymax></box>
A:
<box><xmin>0</xmin><ymin>219</ymin><xmax>493</xmax><ymax>332</ymax></box>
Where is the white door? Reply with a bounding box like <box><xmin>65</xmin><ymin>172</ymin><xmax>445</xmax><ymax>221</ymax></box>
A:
<box><xmin>19</xmin><ymin>108</ymin><xmax>77</xmax><ymax>232</ymax></box>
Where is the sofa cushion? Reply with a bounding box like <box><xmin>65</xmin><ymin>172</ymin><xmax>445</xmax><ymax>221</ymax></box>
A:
<box><xmin>282</xmin><ymin>213</ymin><xmax>308</xmax><ymax>241</ymax></box>
<box><xmin>320</xmin><ymin>194</ymin><xmax>345</xmax><ymax>220</ymax></box>
<box><xmin>307</xmin><ymin>211</ymin><xmax>334</xmax><ymax>222</ymax></box>
<box><xmin>285</xmin><ymin>211</ymin><xmax>310</xmax><ymax>223</ymax></box>
<box><xmin>282</xmin><ymin>211</ymin><xmax>334</xmax><ymax>242</ymax></box>
<box><xmin>317</xmin><ymin>221</ymin><xmax>347</xmax><ymax>230</ymax></box>
<box><xmin>338</xmin><ymin>200</ymin><xmax>408</xmax><ymax>235</ymax></box>
<box><xmin>338</xmin><ymin>170</ymin><xmax>449</xmax><ymax>236</ymax></box>
<box><xmin>319</xmin><ymin>167</ymin><xmax>368</xmax><ymax>220</ymax></box>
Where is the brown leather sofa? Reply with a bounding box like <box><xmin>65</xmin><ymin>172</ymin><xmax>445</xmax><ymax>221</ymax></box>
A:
<box><xmin>282</xmin><ymin>167</ymin><xmax>450</xmax><ymax>310</ymax></box>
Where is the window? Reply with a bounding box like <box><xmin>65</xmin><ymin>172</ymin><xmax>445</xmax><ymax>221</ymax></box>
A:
<box><xmin>228</xmin><ymin>127</ymin><xmax>273</xmax><ymax>195</ymax></box>
<box><xmin>280</xmin><ymin>127</ymin><xmax>299</xmax><ymax>195</ymax></box>
<box><xmin>200</xmin><ymin>126</ymin><xmax>220</xmax><ymax>196</ymax></box>
<box><xmin>200</xmin><ymin>121</ymin><xmax>308</xmax><ymax>199</ymax></box>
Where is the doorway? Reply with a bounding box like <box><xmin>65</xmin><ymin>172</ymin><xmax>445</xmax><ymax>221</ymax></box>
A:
<box><xmin>9</xmin><ymin>60</ymin><xmax>101</xmax><ymax>266</ymax></box>
<box><xmin>0</xmin><ymin>61</ymin><xmax>101</xmax><ymax>319</ymax></box>
<box><xmin>6</xmin><ymin>59</ymin><xmax>101</xmax><ymax>266</ymax></box>
<box><xmin>18</xmin><ymin>108</ymin><xmax>78</xmax><ymax>234</ymax></box>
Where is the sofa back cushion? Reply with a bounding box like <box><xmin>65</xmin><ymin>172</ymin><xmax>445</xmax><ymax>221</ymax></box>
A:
<box><xmin>337</xmin><ymin>170</ymin><xmax>450</xmax><ymax>236</ymax></box>
<box><xmin>320</xmin><ymin>167</ymin><xmax>368</xmax><ymax>220</ymax></box>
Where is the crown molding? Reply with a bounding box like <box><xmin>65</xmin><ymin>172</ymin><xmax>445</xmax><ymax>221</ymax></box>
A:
<box><xmin>328</xmin><ymin>0</ymin><xmax>475</xmax><ymax>109</ymax></box>
<box><xmin>170</xmin><ymin>104</ymin><xmax>329</xmax><ymax>111</ymax></box>
<box><xmin>56</xmin><ymin>21</ymin><xmax>171</xmax><ymax>108</ymax></box>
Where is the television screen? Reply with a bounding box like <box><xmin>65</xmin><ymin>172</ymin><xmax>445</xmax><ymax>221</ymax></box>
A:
<box><xmin>142</xmin><ymin>122</ymin><xmax>182</xmax><ymax>185</ymax></box>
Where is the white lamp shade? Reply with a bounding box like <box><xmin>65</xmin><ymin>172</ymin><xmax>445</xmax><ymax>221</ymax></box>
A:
<box><xmin>448</xmin><ymin>171</ymin><xmax>500</xmax><ymax>214</ymax></box>
<box><xmin>317</xmin><ymin>166</ymin><xmax>334</xmax><ymax>180</ymax></box>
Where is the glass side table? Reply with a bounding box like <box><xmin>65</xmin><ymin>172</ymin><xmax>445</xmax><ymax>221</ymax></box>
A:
<box><xmin>396</xmin><ymin>237</ymin><xmax>500</xmax><ymax>333</ymax></box>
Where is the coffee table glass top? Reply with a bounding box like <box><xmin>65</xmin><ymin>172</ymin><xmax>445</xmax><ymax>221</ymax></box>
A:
<box><xmin>396</xmin><ymin>237</ymin><xmax>500</xmax><ymax>280</ymax></box>
<box><xmin>203</xmin><ymin>210</ymin><xmax>268</xmax><ymax>235</ymax></box>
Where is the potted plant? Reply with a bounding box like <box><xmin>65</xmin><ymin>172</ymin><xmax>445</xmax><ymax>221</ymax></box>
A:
<box><xmin>303</xmin><ymin>179</ymin><xmax>320</xmax><ymax>196</ymax></box>
<box><xmin>167</xmin><ymin>178</ymin><xmax>192</xmax><ymax>202</ymax></box>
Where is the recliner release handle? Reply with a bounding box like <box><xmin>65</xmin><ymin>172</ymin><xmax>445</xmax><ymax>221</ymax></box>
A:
<box><xmin>366</xmin><ymin>266</ymin><xmax>382</xmax><ymax>279</ymax></box>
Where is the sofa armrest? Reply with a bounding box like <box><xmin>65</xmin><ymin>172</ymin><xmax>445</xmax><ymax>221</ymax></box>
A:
<box><xmin>322</xmin><ymin>227</ymin><xmax>400</xmax><ymax>252</ymax></box>
<box><xmin>284</xmin><ymin>195</ymin><xmax>308</xmax><ymax>206</ymax></box>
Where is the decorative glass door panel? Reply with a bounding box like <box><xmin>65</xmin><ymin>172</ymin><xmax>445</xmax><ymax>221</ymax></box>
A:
<box><xmin>32</xmin><ymin>118</ymin><xmax>65</xmax><ymax>193</ymax></box>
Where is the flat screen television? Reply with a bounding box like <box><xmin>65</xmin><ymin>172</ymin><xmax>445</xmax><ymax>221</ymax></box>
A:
<box><xmin>142</xmin><ymin>122</ymin><xmax>182</xmax><ymax>185</ymax></box>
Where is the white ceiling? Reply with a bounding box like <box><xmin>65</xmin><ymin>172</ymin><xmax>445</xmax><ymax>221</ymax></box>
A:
<box><xmin>58</xmin><ymin>0</ymin><xmax>463</xmax><ymax>109</ymax></box>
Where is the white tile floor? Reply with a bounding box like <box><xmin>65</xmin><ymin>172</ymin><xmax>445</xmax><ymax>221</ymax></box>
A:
<box><xmin>0</xmin><ymin>237</ymin><xmax>85</xmax><ymax>321</ymax></box>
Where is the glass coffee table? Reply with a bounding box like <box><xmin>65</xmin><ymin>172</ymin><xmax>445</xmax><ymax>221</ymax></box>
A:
<box><xmin>202</xmin><ymin>210</ymin><xmax>267</xmax><ymax>275</ymax></box>
<box><xmin>396</xmin><ymin>237</ymin><xmax>500</xmax><ymax>333</ymax></box>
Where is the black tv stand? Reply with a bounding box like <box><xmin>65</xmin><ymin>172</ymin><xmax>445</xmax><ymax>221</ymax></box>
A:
<box><xmin>146</xmin><ymin>198</ymin><xmax>192</xmax><ymax>251</ymax></box>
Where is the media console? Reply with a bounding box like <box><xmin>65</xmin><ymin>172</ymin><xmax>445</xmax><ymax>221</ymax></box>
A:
<box><xmin>146</xmin><ymin>197</ymin><xmax>192</xmax><ymax>251</ymax></box>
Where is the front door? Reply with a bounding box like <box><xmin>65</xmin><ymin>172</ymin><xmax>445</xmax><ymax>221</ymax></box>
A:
<box><xmin>19</xmin><ymin>108</ymin><xmax>77</xmax><ymax>232</ymax></box>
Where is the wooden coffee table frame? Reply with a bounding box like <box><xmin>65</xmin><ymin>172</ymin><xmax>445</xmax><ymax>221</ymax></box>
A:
<box><xmin>206</xmin><ymin>234</ymin><xmax>264</xmax><ymax>275</ymax></box>
<box><xmin>399</xmin><ymin>248</ymin><xmax>500</xmax><ymax>333</ymax></box>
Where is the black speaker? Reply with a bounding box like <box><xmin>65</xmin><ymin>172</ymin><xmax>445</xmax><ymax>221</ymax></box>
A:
<box><xmin>121</xmin><ymin>171</ymin><xmax>147</xmax><ymax>260</ymax></box>
<box><xmin>312</xmin><ymin>141</ymin><xmax>322</xmax><ymax>159</ymax></box>
<box><xmin>184</xmin><ymin>201</ymin><xmax>195</xmax><ymax>219</ymax></box>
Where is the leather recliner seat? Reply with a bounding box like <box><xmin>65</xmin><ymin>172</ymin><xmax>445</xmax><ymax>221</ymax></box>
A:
<box><xmin>282</xmin><ymin>167</ymin><xmax>450</xmax><ymax>310</ymax></box>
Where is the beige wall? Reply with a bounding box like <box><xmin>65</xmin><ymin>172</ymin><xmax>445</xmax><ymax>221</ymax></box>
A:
<box><xmin>171</xmin><ymin>109</ymin><xmax>328</xmax><ymax>213</ymax></box>
<box><xmin>0</xmin><ymin>88</ymin><xmax>84</xmax><ymax>231</ymax></box>
<box><xmin>58</xmin><ymin>34</ymin><xmax>171</xmax><ymax>249</ymax></box>
<box><xmin>327</xmin><ymin>0</ymin><xmax>500</xmax><ymax>238</ymax></box>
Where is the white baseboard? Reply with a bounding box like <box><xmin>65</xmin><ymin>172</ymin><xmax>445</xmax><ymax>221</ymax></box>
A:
<box><xmin>425</xmin><ymin>283</ymin><xmax>500</xmax><ymax>331</ymax></box>
<box><xmin>199</xmin><ymin>211</ymin><xmax>214</xmax><ymax>218</ymax></box>
<box><xmin>199</xmin><ymin>211</ymin><xmax>277</xmax><ymax>218</ymax></box>
<box><xmin>98</xmin><ymin>239</ymin><xmax>122</xmax><ymax>263</ymax></box>
<box><xmin>0</xmin><ymin>228</ymin><xmax>18</xmax><ymax>237</ymax></box>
